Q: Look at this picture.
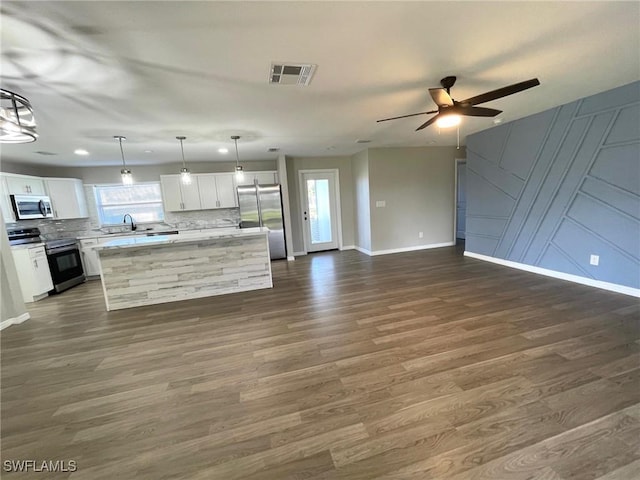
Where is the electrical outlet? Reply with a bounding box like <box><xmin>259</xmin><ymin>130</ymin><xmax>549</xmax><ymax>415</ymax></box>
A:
<box><xmin>590</xmin><ymin>254</ymin><xmax>599</xmax><ymax>266</ymax></box>
<box><xmin>419</xmin><ymin>232</ymin><xmax>423</xmax><ymax>238</ymax></box>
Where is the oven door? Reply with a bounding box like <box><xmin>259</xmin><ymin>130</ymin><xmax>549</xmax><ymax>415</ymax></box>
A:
<box><xmin>46</xmin><ymin>245</ymin><xmax>85</xmax><ymax>293</ymax></box>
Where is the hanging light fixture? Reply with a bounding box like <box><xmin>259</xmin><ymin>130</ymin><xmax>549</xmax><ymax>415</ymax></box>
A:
<box><xmin>176</xmin><ymin>136</ymin><xmax>191</xmax><ymax>184</ymax></box>
<box><xmin>0</xmin><ymin>89</ymin><xmax>38</xmax><ymax>143</ymax></box>
<box><xmin>231</xmin><ymin>135</ymin><xmax>244</xmax><ymax>182</ymax></box>
<box><xmin>114</xmin><ymin>135</ymin><xmax>133</xmax><ymax>185</ymax></box>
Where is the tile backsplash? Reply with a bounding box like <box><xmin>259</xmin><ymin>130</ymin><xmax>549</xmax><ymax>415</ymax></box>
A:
<box><xmin>6</xmin><ymin>209</ymin><xmax>240</xmax><ymax>240</ymax></box>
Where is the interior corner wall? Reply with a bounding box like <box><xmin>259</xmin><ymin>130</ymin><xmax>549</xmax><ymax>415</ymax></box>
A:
<box><xmin>466</xmin><ymin>81</ymin><xmax>640</xmax><ymax>290</ymax></box>
<box><xmin>351</xmin><ymin>150</ymin><xmax>371</xmax><ymax>252</ymax></box>
<box><xmin>285</xmin><ymin>156</ymin><xmax>355</xmax><ymax>254</ymax></box>
<box><xmin>1</xmin><ymin>211</ymin><xmax>27</xmax><ymax>324</ymax></box>
<box><xmin>367</xmin><ymin>146</ymin><xmax>460</xmax><ymax>252</ymax></box>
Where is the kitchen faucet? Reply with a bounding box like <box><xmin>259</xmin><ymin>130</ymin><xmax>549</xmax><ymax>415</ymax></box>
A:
<box><xmin>123</xmin><ymin>213</ymin><xmax>137</xmax><ymax>231</ymax></box>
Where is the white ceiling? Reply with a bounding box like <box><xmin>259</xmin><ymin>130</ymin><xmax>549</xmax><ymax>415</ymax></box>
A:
<box><xmin>1</xmin><ymin>1</ymin><xmax>638</xmax><ymax>167</ymax></box>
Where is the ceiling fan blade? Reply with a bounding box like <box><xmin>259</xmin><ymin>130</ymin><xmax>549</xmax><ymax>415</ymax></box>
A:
<box><xmin>429</xmin><ymin>88</ymin><xmax>454</xmax><ymax>107</ymax></box>
<box><xmin>460</xmin><ymin>78</ymin><xmax>540</xmax><ymax>106</ymax></box>
<box><xmin>454</xmin><ymin>105</ymin><xmax>502</xmax><ymax>117</ymax></box>
<box><xmin>415</xmin><ymin>114</ymin><xmax>440</xmax><ymax>131</ymax></box>
<box><xmin>376</xmin><ymin>110</ymin><xmax>438</xmax><ymax>123</ymax></box>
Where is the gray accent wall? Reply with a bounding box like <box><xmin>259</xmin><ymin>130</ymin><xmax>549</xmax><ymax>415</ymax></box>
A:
<box><xmin>466</xmin><ymin>81</ymin><xmax>640</xmax><ymax>290</ymax></box>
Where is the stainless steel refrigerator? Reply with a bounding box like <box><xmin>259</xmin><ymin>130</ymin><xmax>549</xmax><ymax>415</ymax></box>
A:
<box><xmin>237</xmin><ymin>183</ymin><xmax>287</xmax><ymax>260</ymax></box>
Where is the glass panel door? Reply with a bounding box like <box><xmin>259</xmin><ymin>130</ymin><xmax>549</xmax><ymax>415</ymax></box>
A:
<box><xmin>301</xmin><ymin>171</ymin><xmax>339</xmax><ymax>252</ymax></box>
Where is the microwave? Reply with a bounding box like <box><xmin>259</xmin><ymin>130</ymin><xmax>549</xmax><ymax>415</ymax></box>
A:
<box><xmin>10</xmin><ymin>194</ymin><xmax>54</xmax><ymax>220</ymax></box>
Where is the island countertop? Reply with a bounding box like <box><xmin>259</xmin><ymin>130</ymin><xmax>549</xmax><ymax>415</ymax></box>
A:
<box><xmin>94</xmin><ymin>227</ymin><xmax>268</xmax><ymax>251</ymax></box>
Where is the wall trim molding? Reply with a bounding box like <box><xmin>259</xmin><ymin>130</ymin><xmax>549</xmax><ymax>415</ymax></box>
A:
<box><xmin>340</xmin><ymin>245</ymin><xmax>356</xmax><ymax>251</ymax></box>
<box><xmin>464</xmin><ymin>251</ymin><xmax>640</xmax><ymax>297</ymax></box>
<box><xmin>293</xmin><ymin>251</ymin><xmax>307</xmax><ymax>257</ymax></box>
<box><xmin>0</xmin><ymin>312</ymin><xmax>30</xmax><ymax>331</ymax></box>
<box><xmin>355</xmin><ymin>242</ymin><xmax>454</xmax><ymax>257</ymax></box>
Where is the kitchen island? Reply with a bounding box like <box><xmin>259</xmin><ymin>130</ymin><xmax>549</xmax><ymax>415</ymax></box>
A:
<box><xmin>94</xmin><ymin>228</ymin><xmax>272</xmax><ymax>311</ymax></box>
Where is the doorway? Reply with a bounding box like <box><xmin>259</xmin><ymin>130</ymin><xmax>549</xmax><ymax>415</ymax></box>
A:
<box><xmin>299</xmin><ymin>170</ymin><xmax>341</xmax><ymax>253</ymax></box>
<box><xmin>455</xmin><ymin>159</ymin><xmax>466</xmax><ymax>245</ymax></box>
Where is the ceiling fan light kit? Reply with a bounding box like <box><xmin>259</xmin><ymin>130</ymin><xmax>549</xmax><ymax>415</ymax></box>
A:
<box><xmin>377</xmin><ymin>76</ymin><xmax>540</xmax><ymax>131</ymax></box>
<box><xmin>0</xmin><ymin>89</ymin><xmax>38</xmax><ymax>143</ymax></box>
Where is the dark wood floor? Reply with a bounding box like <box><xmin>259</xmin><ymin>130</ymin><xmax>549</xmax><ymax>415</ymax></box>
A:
<box><xmin>2</xmin><ymin>247</ymin><xmax>639</xmax><ymax>479</ymax></box>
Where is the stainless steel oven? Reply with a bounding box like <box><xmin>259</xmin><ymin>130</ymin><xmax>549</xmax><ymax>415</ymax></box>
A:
<box><xmin>45</xmin><ymin>239</ymin><xmax>86</xmax><ymax>293</ymax></box>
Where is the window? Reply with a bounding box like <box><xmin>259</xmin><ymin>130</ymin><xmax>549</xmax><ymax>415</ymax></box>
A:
<box><xmin>94</xmin><ymin>183</ymin><xmax>164</xmax><ymax>225</ymax></box>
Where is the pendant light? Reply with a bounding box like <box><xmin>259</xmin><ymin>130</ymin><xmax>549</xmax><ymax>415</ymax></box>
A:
<box><xmin>231</xmin><ymin>135</ymin><xmax>244</xmax><ymax>182</ymax></box>
<box><xmin>0</xmin><ymin>89</ymin><xmax>38</xmax><ymax>143</ymax></box>
<box><xmin>176</xmin><ymin>136</ymin><xmax>191</xmax><ymax>184</ymax></box>
<box><xmin>114</xmin><ymin>135</ymin><xmax>133</xmax><ymax>185</ymax></box>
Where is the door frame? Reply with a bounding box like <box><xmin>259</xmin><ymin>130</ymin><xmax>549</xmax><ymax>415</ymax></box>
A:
<box><xmin>298</xmin><ymin>169</ymin><xmax>343</xmax><ymax>254</ymax></box>
<box><xmin>453</xmin><ymin>158</ymin><xmax>467</xmax><ymax>243</ymax></box>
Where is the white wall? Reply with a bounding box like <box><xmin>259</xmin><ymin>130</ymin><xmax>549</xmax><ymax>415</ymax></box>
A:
<box><xmin>1</xmin><ymin>211</ymin><xmax>28</xmax><ymax>326</ymax></box>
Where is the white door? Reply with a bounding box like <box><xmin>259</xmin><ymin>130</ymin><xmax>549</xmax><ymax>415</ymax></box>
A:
<box><xmin>456</xmin><ymin>162</ymin><xmax>466</xmax><ymax>239</ymax></box>
<box><xmin>300</xmin><ymin>171</ymin><xmax>339</xmax><ymax>252</ymax></box>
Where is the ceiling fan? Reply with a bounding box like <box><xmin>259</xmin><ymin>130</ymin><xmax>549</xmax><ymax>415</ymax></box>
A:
<box><xmin>377</xmin><ymin>76</ymin><xmax>540</xmax><ymax>131</ymax></box>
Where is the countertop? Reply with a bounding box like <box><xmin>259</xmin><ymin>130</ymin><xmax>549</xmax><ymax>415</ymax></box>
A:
<box><xmin>76</xmin><ymin>226</ymin><xmax>240</xmax><ymax>240</ymax></box>
<box><xmin>94</xmin><ymin>227</ymin><xmax>268</xmax><ymax>251</ymax></box>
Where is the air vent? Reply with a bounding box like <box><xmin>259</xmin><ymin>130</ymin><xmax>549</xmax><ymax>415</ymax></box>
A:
<box><xmin>267</xmin><ymin>147</ymin><xmax>280</xmax><ymax>152</ymax></box>
<box><xmin>269</xmin><ymin>63</ymin><xmax>317</xmax><ymax>86</ymax></box>
<box><xmin>35</xmin><ymin>151</ymin><xmax>57</xmax><ymax>155</ymax></box>
<box><xmin>356</xmin><ymin>139</ymin><xmax>372</xmax><ymax>144</ymax></box>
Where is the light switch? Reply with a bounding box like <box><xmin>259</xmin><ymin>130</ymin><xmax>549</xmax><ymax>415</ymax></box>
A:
<box><xmin>375</xmin><ymin>200</ymin><xmax>386</xmax><ymax>208</ymax></box>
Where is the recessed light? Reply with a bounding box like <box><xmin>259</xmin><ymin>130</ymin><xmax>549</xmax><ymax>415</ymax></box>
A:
<box><xmin>267</xmin><ymin>147</ymin><xmax>280</xmax><ymax>152</ymax></box>
<box><xmin>144</xmin><ymin>150</ymin><xmax>153</xmax><ymax>154</ymax></box>
<box><xmin>74</xmin><ymin>148</ymin><xmax>89</xmax><ymax>155</ymax></box>
<box><xmin>218</xmin><ymin>148</ymin><xmax>229</xmax><ymax>154</ymax></box>
<box><xmin>356</xmin><ymin>139</ymin><xmax>371</xmax><ymax>144</ymax></box>
<box><xmin>493</xmin><ymin>118</ymin><xmax>503</xmax><ymax>125</ymax></box>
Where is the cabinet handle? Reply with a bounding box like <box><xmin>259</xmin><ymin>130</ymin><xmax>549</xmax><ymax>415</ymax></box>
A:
<box><xmin>34</xmin><ymin>259</ymin><xmax>38</xmax><ymax>268</ymax></box>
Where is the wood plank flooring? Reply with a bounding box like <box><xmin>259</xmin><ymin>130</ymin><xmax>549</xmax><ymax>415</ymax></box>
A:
<box><xmin>2</xmin><ymin>247</ymin><xmax>639</xmax><ymax>479</ymax></box>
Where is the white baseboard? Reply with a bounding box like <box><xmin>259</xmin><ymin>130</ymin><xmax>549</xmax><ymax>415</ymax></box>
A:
<box><xmin>293</xmin><ymin>251</ymin><xmax>306</xmax><ymax>257</ymax></box>
<box><xmin>464</xmin><ymin>251</ymin><xmax>640</xmax><ymax>298</ymax></box>
<box><xmin>354</xmin><ymin>246</ymin><xmax>373</xmax><ymax>255</ymax></box>
<box><xmin>340</xmin><ymin>245</ymin><xmax>356</xmax><ymax>251</ymax></box>
<box><xmin>0</xmin><ymin>312</ymin><xmax>30</xmax><ymax>331</ymax></box>
<box><xmin>287</xmin><ymin>256</ymin><xmax>296</xmax><ymax>261</ymax></box>
<box><xmin>353</xmin><ymin>242</ymin><xmax>454</xmax><ymax>257</ymax></box>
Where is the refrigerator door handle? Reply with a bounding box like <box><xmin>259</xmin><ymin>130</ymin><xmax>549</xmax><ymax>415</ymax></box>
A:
<box><xmin>256</xmin><ymin>186</ymin><xmax>264</xmax><ymax>228</ymax></box>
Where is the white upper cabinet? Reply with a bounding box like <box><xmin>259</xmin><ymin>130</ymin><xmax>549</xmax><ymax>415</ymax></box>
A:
<box><xmin>160</xmin><ymin>175</ymin><xmax>202</xmax><ymax>212</ymax></box>
<box><xmin>45</xmin><ymin>178</ymin><xmax>89</xmax><ymax>219</ymax></box>
<box><xmin>237</xmin><ymin>171</ymin><xmax>279</xmax><ymax>186</ymax></box>
<box><xmin>4</xmin><ymin>173</ymin><xmax>46</xmax><ymax>195</ymax></box>
<box><xmin>197</xmin><ymin>173</ymin><xmax>238</xmax><ymax>209</ymax></box>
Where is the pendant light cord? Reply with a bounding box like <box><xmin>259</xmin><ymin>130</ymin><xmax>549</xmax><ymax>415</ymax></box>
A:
<box><xmin>233</xmin><ymin>137</ymin><xmax>240</xmax><ymax>167</ymax></box>
<box><xmin>118</xmin><ymin>136</ymin><xmax>127</xmax><ymax>168</ymax></box>
<box><xmin>179</xmin><ymin>137</ymin><xmax>186</xmax><ymax>168</ymax></box>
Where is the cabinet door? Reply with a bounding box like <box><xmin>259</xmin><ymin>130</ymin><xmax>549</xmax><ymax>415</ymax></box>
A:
<box><xmin>254</xmin><ymin>172</ymin><xmax>277</xmax><ymax>185</ymax></box>
<box><xmin>181</xmin><ymin>180</ymin><xmax>201</xmax><ymax>210</ymax></box>
<box><xmin>215</xmin><ymin>174</ymin><xmax>238</xmax><ymax>208</ymax></box>
<box><xmin>197</xmin><ymin>175</ymin><xmax>219</xmax><ymax>209</ymax></box>
<box><xmin>30</xmin><ymin>247</ymin><xmax>54</xmax><ymax>294</ymax></box>
<box><xmin>46</xmin><ymin>178</ymin><xmax>88</xmax><ymax>219</ymax></box>
<box><xmin>5</xmin><ymin>175</ymin><xmax>46</xmax><ymax>195</ymax></box>
<box><xmin>160</xmin><ymin>176</ymin><xmax>184</xmax><ymax>211</ymax></box>
<box><xmin>80</xmin><ymin>239</ymin><xmax>101</xmax><ymax>276</ymax></box>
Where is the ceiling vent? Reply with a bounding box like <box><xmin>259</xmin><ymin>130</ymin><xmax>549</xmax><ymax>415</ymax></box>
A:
<box><xmin>269</xmin><ymin>63</ymin><xmax>317</xmax><ymax>86</ymax></box>
<box><xmin>35</xmin><ymin>151</ymin><xmax>57</xmax><ymax>155</ymax></box>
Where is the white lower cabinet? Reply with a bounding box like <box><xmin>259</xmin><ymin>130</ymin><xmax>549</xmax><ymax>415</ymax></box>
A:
<box><xmin>11</xmin><ymin>245</ymin><xmax>54</xmax><ymax>302</ymax></box>
<box><xmin>80</xmin><ymin>239</ymin><xmax>101</xmax><ymax>277</ymax></box>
